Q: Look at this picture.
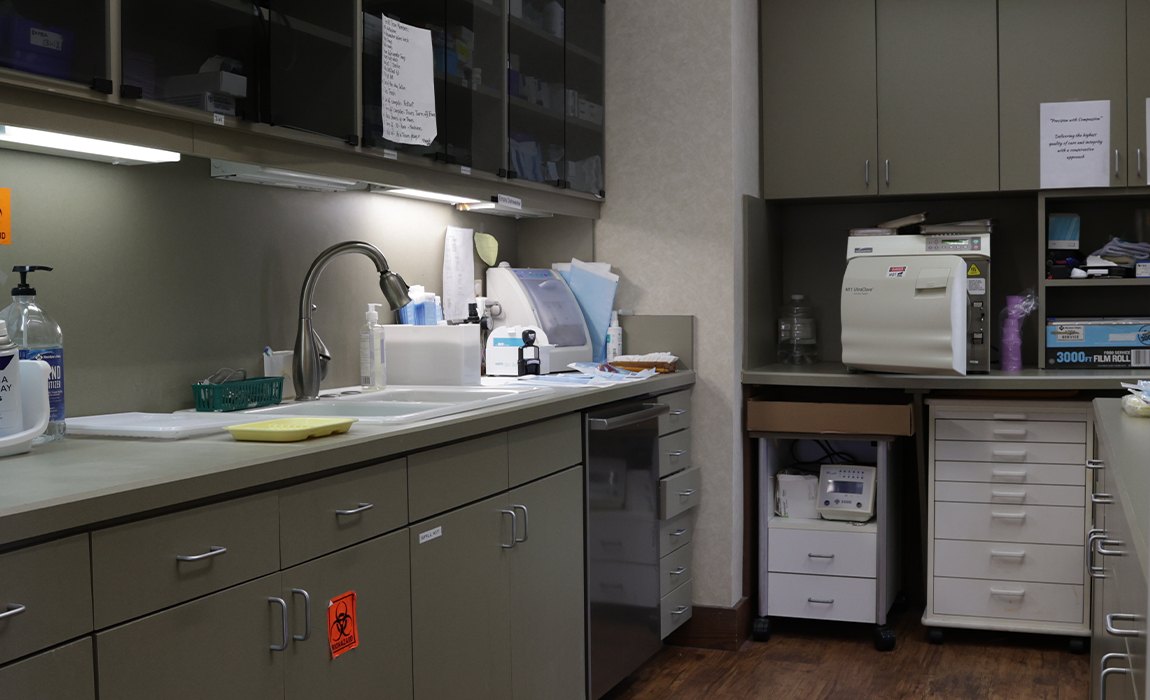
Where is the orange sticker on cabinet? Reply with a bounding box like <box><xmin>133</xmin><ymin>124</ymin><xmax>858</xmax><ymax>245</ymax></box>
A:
<box><xmin>0</xmin><ymin>188</ymin><xmax>10</xmax><ymax>244</ymax></box>
<box><xmin>328</xmin><ymin>591</ymin><xmax>359</xmax><ymax>658</ymax></box>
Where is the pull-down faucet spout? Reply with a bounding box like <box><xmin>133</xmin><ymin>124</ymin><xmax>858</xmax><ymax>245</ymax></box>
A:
<box><xmin>293</xmin><ymin>241</ymin><xmax>411</xmax><ymax>401</ymax></box>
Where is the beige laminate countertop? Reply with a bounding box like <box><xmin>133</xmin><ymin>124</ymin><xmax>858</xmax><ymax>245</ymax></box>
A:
<box><xmin>0</xmin><ymin>372</ymin><xmax>693</xmax><ymax>550</ymax></box>
<box><xmin>1093</xmin><ymin>397</ymin><xmax>1150</xmax><ymax>567</ymax></box>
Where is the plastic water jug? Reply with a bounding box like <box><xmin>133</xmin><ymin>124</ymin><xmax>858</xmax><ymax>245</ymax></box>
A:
<box><xmin>777</xmin><ymin>294</ymin><xmax>818</xmax><ymax>365</ymax></box>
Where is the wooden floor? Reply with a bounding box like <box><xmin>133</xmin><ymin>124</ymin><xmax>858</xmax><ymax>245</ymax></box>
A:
<box><xmin>604</xmin><ymin>607</ymin><xmax>1090</xmax><ymax>700</ymax></box>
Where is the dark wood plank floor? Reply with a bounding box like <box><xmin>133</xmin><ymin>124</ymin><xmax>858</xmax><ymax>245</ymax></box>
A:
<box><xmin>604</xmin><ymin>607</ymin><xmax>1090</xmax><ymax>700</ymax></box>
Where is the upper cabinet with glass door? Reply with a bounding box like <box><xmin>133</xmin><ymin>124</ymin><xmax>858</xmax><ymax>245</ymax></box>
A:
<box><xmin>562</xmin><ymin>0</ymin><xmax>603</xmax><ymax>196</ymax></box>
<box><xmin>0</xmin><ymin>0</ymin><xmax>108</xmax><ymax>89</ymax></box>
<box><xmin>362</xmin><ymin>0</ymin><xmax>506</xmax><ymax>175</ymax></box>
<box><xmin>507</xmin><ymin>0</ymin><xmax>566</xmax><ymax>187</ymax></box>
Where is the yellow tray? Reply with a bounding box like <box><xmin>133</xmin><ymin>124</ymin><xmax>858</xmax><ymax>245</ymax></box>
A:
<box><xmin>225</xmin><ymin>417</ymin><xmax>357</xmax><ymax>442</ymax></box>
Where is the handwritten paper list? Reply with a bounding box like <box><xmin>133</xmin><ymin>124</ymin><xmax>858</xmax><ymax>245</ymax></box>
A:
<box><xmin>380</xmin><ymin>15</ymin><xmax>437</xmax><ymax>146</ymax></box>
<box><xmin>1040</xmin><ymin>100</ymin><xmax>1110</xmax><ymax>189</ymax></box>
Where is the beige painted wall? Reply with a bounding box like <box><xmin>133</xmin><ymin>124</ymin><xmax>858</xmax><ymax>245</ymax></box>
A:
<box><xmin>0</xmin><ymin>150</ymin><xmax>520</xmax><ymax>416</ymax></box>
<box><xmin>598</xmin><ymin>1</ymin><xmax>759</xmax><ymax>608</ymax></box>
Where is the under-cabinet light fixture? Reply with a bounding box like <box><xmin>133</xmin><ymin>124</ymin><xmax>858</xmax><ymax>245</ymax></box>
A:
<box><xmin>210</xmin><ymin>160</ymin><xmax>365</xmax><ymax>192</ymax></box>
<box><xmin>369</xmin><ymin>186</ymin><xmax>482</xmax><ymax>206</ymax></box>
<box><xmin>0</xmin><ymin>125</ymin><xmax>181</xmax><ymax>165</ymax></box>
<box><xmin>455</xmin><ymin>201</ymin><xmax>553</xmax><ymax>219</ymax></box>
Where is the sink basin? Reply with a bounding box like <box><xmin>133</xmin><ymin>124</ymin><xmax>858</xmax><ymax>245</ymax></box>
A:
<box><xmin>245</xmin><ymin>385</ymin><xmax>549</xmax><ymax>424</ymax></box>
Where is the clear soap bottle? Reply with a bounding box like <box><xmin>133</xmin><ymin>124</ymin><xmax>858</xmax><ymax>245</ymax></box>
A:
<box><xmin>0</xmin><ymin>266</ymin><xmax>63</xmax><ymax>442</ymax></box>
<box><xmin>359</xmin><ymin>303</ymin><xmax>386</xmax><ymax>390</ymax></box>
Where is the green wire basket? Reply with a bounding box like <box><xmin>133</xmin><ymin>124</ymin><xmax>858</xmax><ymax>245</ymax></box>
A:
<box><xmin>193</xmin><ymin>376</ymin><xmax>284</xmax><ymax>412</ymax></box>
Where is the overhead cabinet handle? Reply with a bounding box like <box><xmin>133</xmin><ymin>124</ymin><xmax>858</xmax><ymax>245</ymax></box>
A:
<box><xmin>588</xmin><ymin>404</ymin><xmax>669</xmax><ymax>431</ymax></box>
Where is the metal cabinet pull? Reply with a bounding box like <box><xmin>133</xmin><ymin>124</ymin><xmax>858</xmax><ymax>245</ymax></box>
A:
<box><xmin>1100</xmin><ymin>652</ymin><xmax>1131</xmax><ymax>700</ymax></box>
<box><xmin>807</xmin><ymin>553</ymin><xmax>835</xmax><ymax>560</ymax></box>
<box><xmin>335</xmin><ymin>502</ymin><xmax>375</xmax><ymax>516</ymax></box>
<box><xmin>291</xmin><ymin>588</ymin><xmax>312</xmax><ymax>642</ymax></box>
<box><xmin>990</xmin><ymin>511</ymin><xmax>1026</xmax><ymax>521</ymax></box>
<box><xmin>176</xmin><ymin>545</ymin><xmax>227</xmax><ymax>562</ymax></box>
<box><xmin>990</xmin><ymin>490</ymin><xmax>1026</xmax><ymax>501</ymax></box>
<box><xmin>669</xmin><ymin>528</ymin><xmax>688</xmax><ymax>538</ymax></box>
<box><xmin>668</xmin><ymin>450</ymin><xmax>687</xmax><ymax>459</ymax></box>
<box><xmin>671</xmin><ymin>605</ymin><xmax>689</xmax><ymax>616</ymax></box>
<box><xmin>990</xmin><ymin>469</ymin><xmax>1027</xmax><ymax>481</ymax></box>
<box><xmin>1092</xmin><ymin>493</ymin><xmax>1115</xmax><ymax>505</ymax></box>
<box><xmin>678</xmin><ymin>489</ymin><xmax>696</xmax><ymax>499</ymax></box>
<box><xmin>1105</xmin><ymin>613</ymin><xmax>1144</xmax><ymax>638</ymax></box>
<box><xmin>512</xmin><ymin>504</ymin><xmax>529</xmax><ymax>544</ymax></box>
<box><xmin>864</xmin><ymin>159</ymin><xmax>870</xmax><ymax>186</ymax></box>
<box><xmin>0</xmin><ymin>603</ymin><xmax>26</xmax><ymax>620</ymax></box>
<box><xmin>670</xmin><ymin>567</ymin><xmax>687</xmax><ymax>576</ymax></box>
<box><xmin>1138</xmin><ymin>148</ymin><xmax>1144</xmax><ymax>179</ymax></box>
<box><xmin>588</xmin><ymin>404</ymin><xmax>669</xmax><ymax>431</ymax></box>
<box><xmin>992</xmin><ymin>449</ymin><xmax>1027</xmax><ymax>460</ymax></box>
<box><xmin>1096</xmin><ymin>539</ymin><xmax>1125</xmax><ymax>556</ymax></box>
<box><xmin>884</xmin><ymin>159</ymin><xmax>890</xmax><ymax>186</ymax></box>
<box><xmin>1086</xmin><ymin>459</ymin><xmax>1106</xmax><ymax>470</ymax></box>
<box><xmin>1115</xmin><ymin>149</ymin><xmax>1120</xmax><ymax>177</ymax></box>
<box><xmin>268</xmin><ymin>597</ymin><xmax>289</xmax><ymax>651</ymax></box>
<box><xmin>807</xmin><ymin>598</ymin><xmax>834</xmax><ymax>605</ymax></box>
<box><xmin>989</xmin><ymin>587</ymin><xmax>1025</xmax><ymax>598</ymax></box>
<box><xmin>989</xmin><ymin>549</ymin><xmax>1026</xmax><ymax>559</ymax></box>
<box><xmin>992</xmin><ymin>428</ymin><xmax>1027</xmax><ymax>438</ymax></box>
<box><xmin>669</xmin><ymin>408</ymin><xmax>688</xmax><ymax>417</ymax></box>
<box><xmin>499</xmin><ymin>509</ymin><xmax>518</xmax><ymax>549</ymax></box>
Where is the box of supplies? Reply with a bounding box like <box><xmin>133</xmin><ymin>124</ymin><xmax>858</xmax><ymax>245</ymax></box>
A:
<box><xmin>746</xmin><ymin>399</ymin><xmax>913</xmax><ymax>436</ymax></box>
<box><xmin>1045</xmin><ymin>318</ymin><xmax>1150</xmax><ymax>369</ymax></box>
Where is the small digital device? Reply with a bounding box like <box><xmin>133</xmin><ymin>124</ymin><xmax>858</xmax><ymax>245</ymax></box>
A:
<box><xmin>817</xmin><ymin>464</ymin><xmax>877</xmax><ymax>522</ymax></box>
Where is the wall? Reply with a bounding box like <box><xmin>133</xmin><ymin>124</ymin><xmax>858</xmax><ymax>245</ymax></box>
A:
<box><xmin>598</xmin><ymin>1</ymin><xmax>759</xmax><ymax>608</ymax></box>
<box><xmin>0</xmin><ymin>150</ymin><xmax>519</xmax><ymax>416</ymax></box>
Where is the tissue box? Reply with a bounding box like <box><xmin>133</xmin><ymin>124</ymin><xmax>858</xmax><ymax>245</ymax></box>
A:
<box><xmin>384</xmin><ymin>324</ymin><xmax>481</xmax><ymax>385</ymax></box>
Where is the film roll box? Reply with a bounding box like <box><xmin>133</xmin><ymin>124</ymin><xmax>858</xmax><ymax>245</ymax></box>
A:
<box><xmin>1046</xmin><ymin>318</ymin><xmax>1150</xmax><ymax>369</ymax></box>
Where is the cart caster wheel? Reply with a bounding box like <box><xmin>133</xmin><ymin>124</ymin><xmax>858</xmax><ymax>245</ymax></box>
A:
<box><xmin>927</xmin><ymin>627</ymin><xmax>944</xmax><ymax>645</ymax></box>
<box><xmin>873</xmin><ymin>625</ymin><xmax>896</xmax><ymax>651</ymax></box>
<box><xmin>752</xmin><ymin>616</ymin><xmax>771</xmax><ymax>642</ymax></box>
<box><xmin>1068</xmin><ymin>637</ymin><xmax>1089</xmax><ymax>654</ymax></box>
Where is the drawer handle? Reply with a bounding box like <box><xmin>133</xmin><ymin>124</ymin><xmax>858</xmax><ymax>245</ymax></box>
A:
<box><xmin>176</xmin><ymin>545</ymin><xmax>228</xmax><ymax>562</ymax></box>
<box><xmin>499</xmin><ymin>509</ymin><xmax>518</xmax><ymax>549</ymax></box>
<box><xmin>291</xmin><ymin>588</ymin><xmax>312</xmax><ymax>642</ymax></box>
<box><xmin>992</xmin><ymin>413</ymin><xmax>1028</xmax><ymax>421</ymax></box>
<box><xmin>669</xmin><ymin>528</ymin><xmax>688</xmax><ymax>538</ymax></box>
<box><xmin>1101</xmin><ymin>653</ymin><xmax>1131</xmax><ymax>699</ymax></box>
<box><xmin>989</xmin><ymin>587</ymin><xmax>1025</xmax><ymax>598</ymax></box>
<box><xmin>1105</xmin><ymin>613</ymin><xmax>1145</xmax><ymax>638</ymax></box>
<box><xmin>807</xmin><ymin>553</ymin><xmax>835</xmax><ymax>560</ymax></box>
<box><xmin>1091</xmin><ymin>565</ymin><xmax>1109</xmax><ymax>580</ymax></box>
<box><xmin>1092</xmin><ymin>493</ymin><xmax>1115</xmax><ymax>505</ymax></box>
<box><xmin>990</xmin><ymin>490</ymin><xmax>1026</xmax><ymax>501</ymax></box>
<box><xmin>512</xmin><ymin>504</ymin><xmax>529</xmax><ymax>543</ymax></box>
<box><xmin>668</xmin><ymin>450</ymin><xmax>687</xmax><ymax>458</ymax></box>
<box><xmin>1086</xmin><ymin>459</ymin><xmax>1105</xmax><ymax>470</ymax></box>
<box><xmin>990</xmin><ymin>469</ymin><xmax>1027</xmax><ymax>481</ymax></box>
<box><xmin>993</xmin><ymin>428</ymin><xmax>1028</xmax><ymax>438</ymax></box>
<box><xmin>991</xmin><ymin>450</ymin><xmax>1027</xmax><ymax>461</ymax></box>
<box><xmin>989</xmin><ymin>549</ymin><xmax>1026</xmax><ymax>560</ymax></box>
<box><xmin>335</xmin><ymin>502</ymin><xmax>375</xmax><ymax>516</ymax></box>
<box><xmin>268</xmin><ymin>597</ymin><xmax>289</xmax><ymax>652</ymax></box>
<box><xmin>670</xmin><ymin>408</ymin><xmax>688</xmax><ymax>416</ymax></box>
<box><xmin>678</xmin><ymin>489</ymin><xmax>697</xmax><ymax>499</ymax></box>
<box><xmin>671</xmin><ymin>605</ymin><xmax>690</xmax><ymax>616</ymax></box>
<box><xmin>670</xmin><ymin>566</ymin><xmax>687</xmax><ymax>576</ymax></box>
<box><xmin>807</xmin><ymin>598</ymin><xmax>834</xmax><ymax>605</ymax></box>
<box><xmin>0</xmin><ymin>603</ymin><xmax>27</xmax><ymax>620</ymax></box>
<box><xmin>990</xmin><ymin>511</ymin><xmax>1026</xmax><ymax>521</ymax></box>
<box><xmin>1097</xmin><ymin>539</ymin><xmax>1125</xmax><ymax>557</ymax></box>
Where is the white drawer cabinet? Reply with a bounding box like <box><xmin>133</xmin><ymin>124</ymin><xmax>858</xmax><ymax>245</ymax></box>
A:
<box><xmin>925</xmin><ymin>399</ymin><xmax>1091</xmax><ymax>643</ymax></box>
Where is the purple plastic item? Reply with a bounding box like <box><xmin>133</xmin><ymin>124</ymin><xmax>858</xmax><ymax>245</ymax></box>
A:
<box><xmin>1000</xmin><ymin>295</ymin><xmax>1026</xmax><ymax>372</ymax></box>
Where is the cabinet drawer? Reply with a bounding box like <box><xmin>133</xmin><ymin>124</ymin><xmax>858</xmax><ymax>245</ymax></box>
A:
<box><xmin>0</xmin><ymin>638</ymin><xmax>95</xmax><ymax>700</ymax></box>
<box><xmin>660</xmin><ymin>580</ymin><xmax>693</xmax><ymax>638</ymax></box>
<box><xmin>933</xmin><ymin>540</ymin><xmax>1084</xmax><ymax>585</ymax></box>
<box><xmin>934</xmin><ymin>440</ymin><xmax>1085</xmax><ymax>465</ymax></box>
<box><xmin>934</xmin><ymin>460</ymin><xmax>1085</xmax><ymax>487</ymax></box>
<box><xmin>934</xmin><ymin>418</ymin><xmax>1085</xmax><ymax>444</ymax></box>
<box><xmin>279</xmin><ymin>458</ymin><xmax>407</xmax><ymax>568</ymax></box>
<box><xmin>934</xmin><ymin>502</ymin><xmax>1085</xmax><ymax>546</ymax></box>
<box><xmin>932</xmin><ymin>406</ymin><xmax>1087</xmax><ymax>424</ymax></box>
<box><xmin>932</xmin><ymin>577</ymin><xmax>1085</xmax><ymax>624</ymax></box>
<box><xmin>509</xmin><ymin>414</ymin><xmax>582</xmax><ymax>487</ymax></box>
<box><xmin>768</xmin><ymin>527</ymin><xmax>877</xmax><ymax>578</ymax></box>
<box><xmin>659</xmin><ymin>511</ymin><xmax>694</xmax><ymax>557</ymax></box>
<box><xmin>656</xmin><ymin>390</ymin><xmax>691</xmax><ymax>436</ymax></box>
<box><xmin>0</xmin><ymin>534</ymin><xmax>92</xmax><ymax>665</ymax></box>
<box><xmin>767</xmin><ymin>572</ymin><xmax>876</xmax><ymax>624</ymax></box>
<box><xmin>408</xmin><ymin>432</ymin><xmax>508</xmax><ymax>521</ymax></box>
<box><xmin>934</xmin><ymin>481</ymin><xmax>1084</xmax><ymax>507</ymax></box>
<box><xmin>659</xmin><ymin>467</ymin><xmax>700</xmax><ymax>520</ymax></box>
<box><xmin>658</xmin><ymin>429</ymin><xmax>691</xmax><ymax>478</ymax></box>
<box><xmin>91</xmin><ymin>493</ymin><xmax>279</xmax><ymax>628</ymax></box>
<box><xmin>659</xmin><ymin>543</ymin><xmax>692</xmax><ymax>598</ymax></box>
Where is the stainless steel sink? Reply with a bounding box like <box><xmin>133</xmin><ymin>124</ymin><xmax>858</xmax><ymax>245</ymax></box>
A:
<box><xmin>245</xmin><ymin>385</ymin><xmax>548</xmax><ymax>424</ymax></box>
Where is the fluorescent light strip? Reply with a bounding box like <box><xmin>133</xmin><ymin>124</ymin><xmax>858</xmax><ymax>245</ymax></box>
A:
<box><xmin>0</xmin><ymin>125</ymin><xmax>181</xmax><ymax>165</ymax></box>
<box><xmin>374</xmin><ymin>187</ymin><xmax>481</xmax><ymax>205</ymax></box>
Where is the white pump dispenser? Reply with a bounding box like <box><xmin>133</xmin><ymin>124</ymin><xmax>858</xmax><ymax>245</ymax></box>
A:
<box><xmin>360</xmin><ymin>303</ymin><xmax>386</xmax><ymax>390</ymax></box>
<box><xmin>606</xmin><ymin>310</ymin><xmax>623</xmax><ymax>361</ymax></box>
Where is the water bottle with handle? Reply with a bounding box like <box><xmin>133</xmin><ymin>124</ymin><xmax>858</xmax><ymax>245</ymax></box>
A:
<box><xmin>777</xmin><ymin>294</ymin><xmax>819</xmax><ymax>365</ymax></box>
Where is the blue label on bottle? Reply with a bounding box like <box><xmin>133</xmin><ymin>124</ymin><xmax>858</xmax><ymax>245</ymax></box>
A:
<box><xmin>20</xmin><ymin>347</ymin><xmax>63</xmax><ymax>421</ymax></box>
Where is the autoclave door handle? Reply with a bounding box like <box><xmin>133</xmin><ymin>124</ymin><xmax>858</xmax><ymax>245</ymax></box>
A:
<box><xmin>587</xmin><ymin>404</ymin><xmax>670</xmax><ymax>431</ymax></box>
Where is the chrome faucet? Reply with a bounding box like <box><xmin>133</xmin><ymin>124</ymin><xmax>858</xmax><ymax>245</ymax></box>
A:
<box><xmin>293</xmin><ymin>241</ymin><xmax>411</xmax><ymax>401</ymax></box>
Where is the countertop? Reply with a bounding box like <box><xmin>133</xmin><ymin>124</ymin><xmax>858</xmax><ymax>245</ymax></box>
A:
<box><xmin>745</xmin><ymin>363</ymin><xmax>1146</xmax><ymax>391</ymax></box>
<box><xmin>1092</xmin><ymin>397</ymin><xmax>1150</xmax><ymax>568</ymax></box>
<box><xmin>0</xmin><ymin>372</ymin><xmax>694</xmax><ymax>550</ymax></box>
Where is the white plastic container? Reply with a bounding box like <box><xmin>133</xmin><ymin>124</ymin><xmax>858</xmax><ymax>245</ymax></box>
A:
<box><xmin>383</xmin><ymin>324</ymin><xmax>481</xmax><ymax>385</ymax></box>
<box><xmin>359</xmin><ymin>303</ymin><xmax>386</xmax><ymax>390</ymax></box>
<box><xmin>605</xmin><ymin>310</ymin><xmax>623</xmax><ymax>361</ymax></box>
<box><xmin>0</xmin><ymin>320</ymin><xmax>23</xmax><ymax>437</ymax></box>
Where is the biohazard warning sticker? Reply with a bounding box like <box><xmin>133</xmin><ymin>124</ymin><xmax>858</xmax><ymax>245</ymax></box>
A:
<box><xmin>328</xmin><ymin>591</ymin><xmax>359</xmax><ymax>658</ymax></box>
<box><xmin>0</xmin><ymin>188</ymin><xmax>11</xmax><ymax>244</ymax></box>
<box><xmin>886</xmin><ymin>265</ymin><xmax>907</xmax><ymax>278</ymax></box>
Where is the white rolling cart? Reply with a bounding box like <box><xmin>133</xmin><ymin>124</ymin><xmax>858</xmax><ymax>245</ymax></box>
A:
<box><xmin>751</xmin><ymin>431</ymin><xmax>902</xmax><ymax>651</ymax></box>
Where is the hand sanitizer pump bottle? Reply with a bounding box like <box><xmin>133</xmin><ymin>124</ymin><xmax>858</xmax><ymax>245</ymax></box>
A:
<box><xmin>0</xmin><ymin>320</ymin><xmax>23</xmax><ymax>438</ymax></box>
<box><xmin>359</xmin><ymin>303</ymin><xmax>386</xmax><ymax>390</ymax></box>
<box><xmin>0</xmin><ymin>266</ymin><xmax>63</xmax><ymax>442</ymax></box>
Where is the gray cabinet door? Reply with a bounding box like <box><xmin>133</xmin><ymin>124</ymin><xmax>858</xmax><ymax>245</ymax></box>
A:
<box><xmin>282</xmin><ymin>530</ymin><xmax>412</xmax><ymax>700</ymax></box>
<box><xmin>877</xmin><ymin>0</ymin><xmax>998</xmax><ymax>195</ymax></box>
<box><xmin>761</xmin><ymin>0</ymin><xmax>877</xmax><ymax>198</ymax></box>
<box><xmin>1000</xmin><ymin>0</ymin><xmax>1127</xmax><ymax>190</ymax></box>
<box><xmin>509</xmin><ymin>465</ymin><xmax>586</xmax><ymax>700</ymax></box>
<box><xmin>0</xmin><ymin>638</ymin><xmax>95</xmax><ymax>700</ymax></box>
<box><xmin>410</xmin><ymin>493</ymin><xmax>512</xmax><ymax>700</ymax></box>
<box><xmin>96</xmin><ymin>574</ymin><xmax>285</xmax><ymax>700</ymax></box>
<box><xmin>1129</xmin><ymin>0</ymin><xmax>1150</xmax><ymax>186</ymax></box>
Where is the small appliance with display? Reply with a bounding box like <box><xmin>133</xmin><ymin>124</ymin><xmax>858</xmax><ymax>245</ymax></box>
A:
<box><xmin>817</xmin><ymin>464</ymin><xmax>877</xmax><ymax>522</ymax></box>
